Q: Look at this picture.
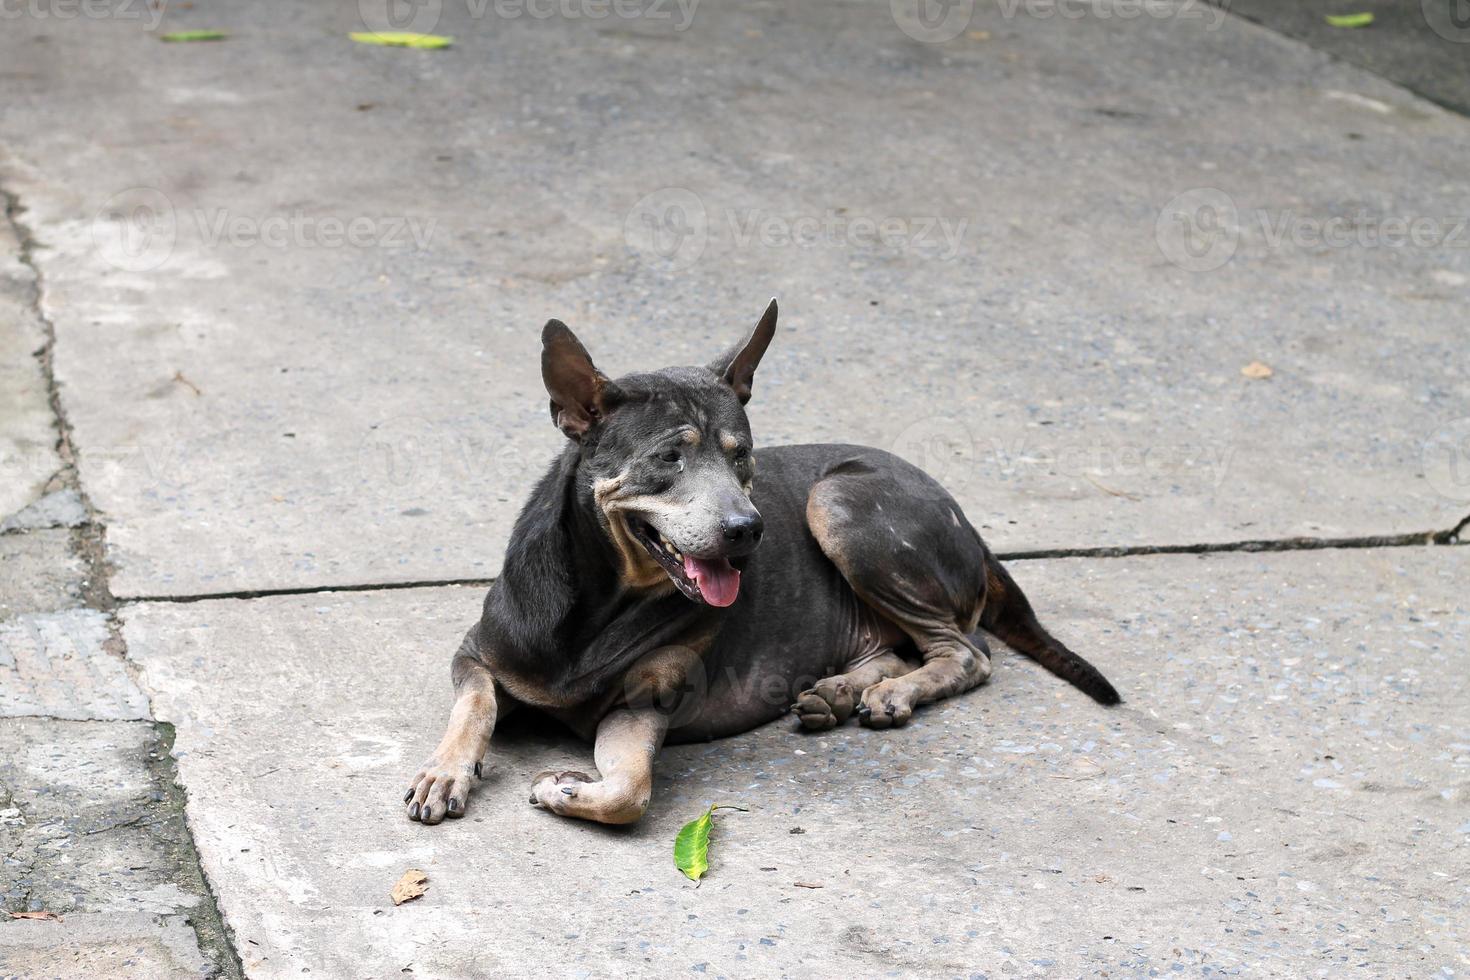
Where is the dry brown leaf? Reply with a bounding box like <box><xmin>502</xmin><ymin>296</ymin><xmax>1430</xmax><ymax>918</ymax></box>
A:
<box><xmin>966</xmin><ymin>30</ymin><xmax>991</xmax><ymax>40</ymax></box>
<box><xmin>3</xmin><ymin>910</ymin><xmax>63</xmax><ymax>921</ymax></box>
<box><xmin>793</xmin><ymin>881</ymin><xmax>824</xmax><ymax>889</ymax></box>
<box><xmin>390</xmin><ymin>868</ymin><xmax>429</xmax><ymax>906</ymax></box>
<box><xmin>1241</xmin><ymin>361</ymin><xmax>1273</xmax><ymax>379</ymax></box>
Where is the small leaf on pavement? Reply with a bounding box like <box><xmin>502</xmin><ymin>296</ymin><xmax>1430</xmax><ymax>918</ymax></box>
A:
<box><xmin>1325</xmin><ymin>12</ymin><xmax>1374</xmax><ymax>27</ymax></box>
<box><xmin>1241</xmin><ymin>361</ymin><xmax>1274</xmax><ymax>379</ymax></box>
<box><xmin>160</xmin><ymin>30</ymin><xmax>227</xmax><ymax>42</ymax></box>
<box><xmin>390</xmin><ymin>868</ymin><xmax>429</xmax><ymax>906</ymax></box>
<box><xmin>674</xmin><ymin>804</ymin><xmax>746</xmax><ymax>881</ymax></box>
<box><xmin>349</xmin><ymin>32</ymin><xmax>454</xmax><ymax>49</ymax></box>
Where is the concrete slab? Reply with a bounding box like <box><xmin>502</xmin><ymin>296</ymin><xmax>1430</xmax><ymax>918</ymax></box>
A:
<box><xmin>0</xmin><ymin>610</ymin><xmax>150</xmax><ymax>721</ymax></box>
<box><xmin>0</xmin><ymin>529</ymin><xmax>84</xmax><ymax>619</ymax></box>
<box><xmin>0</xmin><ymin>719</ymin><xmax>198</xmax><ymax>917</ymax></box>
<box><xmin>1</xmin><ymin>3</ymin><xmax>1468</xmax><ymax>596</ymax></box>
<box><xmin>0</xmin><ymin>217</ymin><xmax>60</xmax><ymax>524</ymax></box>
<box><xmin>1219</xmin><ymin>0</ymin><xmax>1470</xmax><ymax>117</ymax></box>
<box><xmin>0</xmin><ymin>912</ymin><xmax>213</xmax><ymax>980</ymax></box>
<box><xmin>122</xmin><ymin>549</ymin><xmax>1470</xmax><ymax>977</ymax></box>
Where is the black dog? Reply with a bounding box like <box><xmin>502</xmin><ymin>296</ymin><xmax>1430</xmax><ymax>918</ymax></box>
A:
<box><xmin>405</xmin><ymin>301</ymin><xmax>1119</xmax><ymax>825</ymax></box>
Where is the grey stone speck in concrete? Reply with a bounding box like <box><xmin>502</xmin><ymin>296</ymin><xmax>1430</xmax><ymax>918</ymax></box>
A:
<box><xmin>121</xmin><ymin>549</ymin><xmax>1470</xmax><ymax>977</ymax></box>
<box><xmin>1</xmin><ymin>5</ymin><xmax>1468</xmax><ymax>595</ymax></box>
<box><xmin>0</xmin><ymin>609</ymin><xmax>150</xmax><ymax>721</ymax></box>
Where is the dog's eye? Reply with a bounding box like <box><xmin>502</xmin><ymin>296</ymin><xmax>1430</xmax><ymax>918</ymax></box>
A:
<box><xmin>660</xmin><ymin>450</ymin><xmax>682</xmax><ymax>464</ymax></box>
<box><xmin>734</xmin><ymin>446</ymin><xmax>749</xmax><ymax>461</ymax></box>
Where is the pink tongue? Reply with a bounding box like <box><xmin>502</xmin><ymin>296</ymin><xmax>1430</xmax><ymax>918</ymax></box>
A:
<box><xmin>683</xmin><ymin>556</ymin><xmax>741</xmax><ymax>607</ymax></box>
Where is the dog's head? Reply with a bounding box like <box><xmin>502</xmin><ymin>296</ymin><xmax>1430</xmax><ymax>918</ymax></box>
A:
<box><xmin>540</xmin><ymin>300</ymin><xmax>778</xmax><ymax>608</ymax></box>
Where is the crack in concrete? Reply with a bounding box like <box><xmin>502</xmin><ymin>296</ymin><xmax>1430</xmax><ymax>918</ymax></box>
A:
<box><xmin>997</xmin><ymin>523</ymin><xmax>1468</xmax><ymax>561</ymax></box>
<box><xmin>2</xmin><ymin>186</ymin><xmax>245</xmax><ymax>980</ymax></box>
<box><xmin>110</xmin><ymin>519</ymin><xmax>1469</xmax><ymax>605</ymax></box>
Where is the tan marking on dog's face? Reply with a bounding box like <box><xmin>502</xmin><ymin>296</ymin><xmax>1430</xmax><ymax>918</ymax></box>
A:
<box><xmin>719</xmin><ymin>431</ymin><xmax>739</xmax><ymax>453</ymax></box>
<box><xmin>594</xmin><ymin>475</ymin><xmax>672</xmax><ymax>592</ymax></box>
<box><xmin>681</xmin><ymin>428</ymin><xmax>701</xmax><ymax>446</ymax></box>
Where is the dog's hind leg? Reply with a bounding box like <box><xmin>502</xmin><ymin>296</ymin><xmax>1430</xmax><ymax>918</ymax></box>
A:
<box><xmin>406</xmin><ymin>630</ymin><xmax>506</xmax><ymax>825</ymax></box>
<box><xmin>529</xmin><ymin>706</ymin><xmax>669</xmax><ymax>825</ymax></box>
<box><xmin>806</xmin><ymin>456</ymin><xmax>992</xmax><ymax>729</ymax></box>
<box><xmin>792</xmin><ymin>651</ymin><xmax>915</xmax><ymax>731</ymax></box>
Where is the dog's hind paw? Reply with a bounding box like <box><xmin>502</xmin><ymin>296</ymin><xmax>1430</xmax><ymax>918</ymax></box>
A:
<box><xmin>528</xmin><ymin>770</ymin><xmax>594</xmax><ymax>812</ymax></box>
<box><xmin>792</xmin><ymin>678</ymin><xmax>856</xmax><ymax>731</ymax></box>
<box><xmin>856</xmin><ymin>678</ymin><xmax>915</xmax><ymax>729</ymax></box>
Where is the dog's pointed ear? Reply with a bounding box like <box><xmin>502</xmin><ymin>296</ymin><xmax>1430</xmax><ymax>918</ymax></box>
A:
<box><xmin>542</xmin><ymin>319</ymin><xmax>612</xmax><ymax>441</ymax></box>
<box><xmin>709</xmin><ymin>298</ymin><xmax>777</xmax><ymax>405</ymax></box>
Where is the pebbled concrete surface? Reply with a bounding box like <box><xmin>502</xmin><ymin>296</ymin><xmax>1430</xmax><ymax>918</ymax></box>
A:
<box><xmin>0</xmin><ymin>609</ymin><xmax>149</xmax><ymax>722</ymax></box>
<box><xmin>0</xmin><ymin>217</ymin><xmax>60</xmax><ymax>523</ymax></box>
<box><xmin>1</xmin><ymin>2</ymin><xmax>1468</xmax><ymax>596</ymax></box>
<box><xmin>0</xmin><ymin>720</ymin><xmax>225</xmax><ymax>979</ymax></box>
<box><xmin>0</xmin><ymin>912</ymin><xmax>212</xmax><ymax>980</ymax></box>
<box><xmin>121</xmin><ymin>549</ymin><xmax>1470</xmax><ymax>978</ymax></box>
<box><xmin>0</xmin><ymin>529</ymin><xmax>83</xmax><ymax>619</ymax></box>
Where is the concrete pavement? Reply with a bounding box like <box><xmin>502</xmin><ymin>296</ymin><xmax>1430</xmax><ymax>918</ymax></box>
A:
<box><xmin>1</xmin><ymin>1</ymin><xmax>1468</xmax><ymax>977</ymax></box>
<box><xmin>119</xmin><ymin>549</ymin><xmax>1470</xmax><ymax>977</ymax></box>
<box><xmin>0</xmin><ymin>0</ymin><xmax>1467</xmax><ymax>596</ymax></box>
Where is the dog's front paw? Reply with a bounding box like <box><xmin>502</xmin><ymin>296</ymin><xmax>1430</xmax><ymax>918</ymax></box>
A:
<box><xmin>856</xmin><ymin>679</ymin><xmax>915</xmax><ymax>729</ymax></box>
<box><xmin>404</xmin><ymin>755</ymin><xmax>481</xmax><ymax>825</ymax></box>
<box><xmin>527</xmin><ymin>769</ymin><xmax>594</xmax><ymax>813</ymax></box>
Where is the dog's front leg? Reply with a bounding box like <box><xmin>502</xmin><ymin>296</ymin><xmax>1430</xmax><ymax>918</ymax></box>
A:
<box><xmin>529</xmin><ymin>707</ymin><xmax>668</xmax><ymax>825</ymax></box>
<box><xmin>405</xmin><ymin>641</ymin><xmax>500</xmax><ymax>825</ymax></box>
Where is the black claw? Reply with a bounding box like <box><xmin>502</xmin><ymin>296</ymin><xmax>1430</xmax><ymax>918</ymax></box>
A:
<box><xmin>560</xmin><ymin>785</ymin><xmax>576</xmax><ymax>796</ymax></box>
<box><xmin>409</xmin><ymin>802</ymin><xmax>421</xmax><ymax>820</ymax></box>
<box><xmin>422</xmin><ymin>804</ymin><xmax>435</xmax><ymax>823</ymax></box>
<box><xmin>857</xmin><ymin>705</ymin><xmax>872</xmax><ymax>717</ymax></box>
<box><xmin>403</xmin><ymin>788</ymin><xmax>413</xmax><ymax>803</ymax></box>
<box><xmin>447</xmin><ymin>798</ymin><xmax>461</xmax><ymax>814</ymax></box>
<box><xmin>474</xmin><ymin>761</ymin><xmax>483</xmax><ymax>778</ymax></box>
<box><xmin>529</xmin><ymin>794</ymin><xmax>538</xmax><ymax>805</ymax></box>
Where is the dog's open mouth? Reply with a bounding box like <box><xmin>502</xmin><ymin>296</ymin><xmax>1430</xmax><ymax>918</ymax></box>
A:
<box><xmin>627</xmin><ymin>517</ymin><xmax>741</xmax><ymax>607</ymax></box>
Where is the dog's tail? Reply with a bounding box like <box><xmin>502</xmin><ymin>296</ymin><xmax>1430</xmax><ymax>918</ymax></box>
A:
<box><xmin>978</xmin><ymin>550</ymin><xmax>1121</xmax><ymax>705</ymax></box>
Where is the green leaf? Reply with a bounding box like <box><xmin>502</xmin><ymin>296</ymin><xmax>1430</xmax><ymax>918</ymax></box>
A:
<box><xmin>673</xmin><ymin>804</ymin><xmax>746</xmax><ymax>882</ymax></box>
<box><xmin>159</xmin><ymin>30</ymin><xmax>227</xmax><ymax>42</ymax></box>
<box><xmin>1324</xmin><ymin>12</ymin><xmax>1374</xmax><ymax>27</ymax></box>
<box><xmin>348</xmin><ymin>31</ymin><xmax>454</xmax><ymax>49</ymax></box>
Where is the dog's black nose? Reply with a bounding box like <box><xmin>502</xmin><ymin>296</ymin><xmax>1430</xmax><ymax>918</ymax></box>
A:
<box><xmin>721</xmin><ymin>512</ymin><xmax>764</xmax><ymax>554</ymax></box>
